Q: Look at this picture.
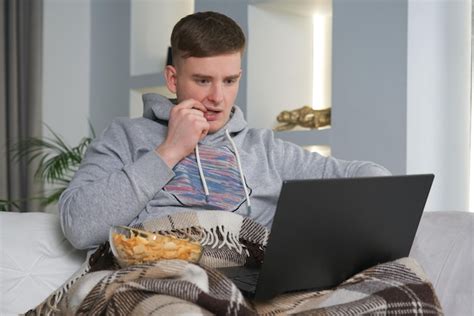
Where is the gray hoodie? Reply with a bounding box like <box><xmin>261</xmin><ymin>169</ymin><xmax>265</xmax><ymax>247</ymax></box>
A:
<box><xmin>59</xmin><ymin>93</ymin><xmax>390</xmax><ymax>249</ymax></box>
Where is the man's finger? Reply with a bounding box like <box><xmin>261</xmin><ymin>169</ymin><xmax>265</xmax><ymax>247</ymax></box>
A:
<box><xmin>187</xmin><ymin>109</ymin><xmax>206</xmax><ymax>117</ymax></box>
<box><xmin>178</xmin><ymin>99</ymin><xmax>207</xmax><ymax>112</ymax></box>
<box><xmin>197</xmin><ymin>121</ymin><xmax>210</xmax><ymax>140</ymax></box>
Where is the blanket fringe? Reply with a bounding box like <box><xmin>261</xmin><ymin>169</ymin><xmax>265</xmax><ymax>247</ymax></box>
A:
<box><xmin>200</xmin><ymin>224</ymin><xmax>244</xmax><ymax>254</ymax></box>
<box><xmin>157</xmin><ymin>224</ymin><xmax>245</xmax><ymax>255</ymax></box>
<box><xmin>30</xmin><ymin>252</ymin><xmax>92</xmax><ymax>316</ymax></box>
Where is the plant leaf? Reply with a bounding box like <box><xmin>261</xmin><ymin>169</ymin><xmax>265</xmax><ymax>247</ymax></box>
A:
<box><xmin>0</xmin><ymin>199</ymin><xmax>20</xmax><ymax>212</ymax></box>
<box><xmin>41</xmin><ymin>187</ymin><xmax>67</xmax><ymax>206</ymax></box>
<box><xmin>87</xmin><ymin>119</ymin><xmax>96</xmax><ymax>139</ymax></box>
<box><xmin>8</xmin><ymin>122</ymin><xmax>95</xmax><ymax>207</ymax></box>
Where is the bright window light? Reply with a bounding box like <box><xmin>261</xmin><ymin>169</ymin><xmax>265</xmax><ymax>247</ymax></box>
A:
<box><xmin>469</xmin><ymin>59</ymin><xmax>474</xmax><ymax>212</ymax></box>
<box><xmin>312</xmin><ymin>14</ymin><xmax>330</xmax><ymax>110</ymax></box>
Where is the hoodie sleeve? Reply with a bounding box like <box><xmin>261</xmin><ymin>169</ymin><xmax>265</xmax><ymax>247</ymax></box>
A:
<box><xmin>265</xmin><ymin>131</ymin><xmax>391</xmax><ymax>180</ymax></box>
<box><xmin>59</xmin><ymin>118</ymin><xmax>175</xmax><ymax>249</ymax></box>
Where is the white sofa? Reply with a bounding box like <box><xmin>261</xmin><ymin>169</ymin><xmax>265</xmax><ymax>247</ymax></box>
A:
<box><xmin>0</xmin><ymin>211</ymin><xmax>472</xmax><ymax>315</ymax></box>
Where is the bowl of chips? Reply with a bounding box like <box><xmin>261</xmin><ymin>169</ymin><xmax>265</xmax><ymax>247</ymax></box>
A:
<box><xmin>109</xmin><ymin>225</ymin><xmax>203</xmax><ymax>267</ymax></box>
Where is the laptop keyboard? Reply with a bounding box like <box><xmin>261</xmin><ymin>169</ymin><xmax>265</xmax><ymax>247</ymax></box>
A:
<box><xmin>218</xmin><ymin>266</ymin><xmax>260</xmax><ymax>294</ymax></box>
<box><xmin>232</xmin><ymin>271</ymin><xmax>259</xmax><ymax>286</ymax></box>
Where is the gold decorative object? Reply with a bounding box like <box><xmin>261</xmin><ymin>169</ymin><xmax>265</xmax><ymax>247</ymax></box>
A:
<box><xmin>274</xmin><ymin>106</ymin><xmax>331</xmax><ymax>131</ymax></box>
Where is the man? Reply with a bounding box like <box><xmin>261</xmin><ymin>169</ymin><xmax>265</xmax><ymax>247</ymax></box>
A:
<box><xmin>59</xmin><ymin>11</ymin><xmax>390</xmax><ymax>250</ymax></box>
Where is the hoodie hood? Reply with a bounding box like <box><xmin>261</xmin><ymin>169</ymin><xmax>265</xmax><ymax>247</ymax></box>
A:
<box><xmin>142</xmin><ymin>93</ymin><xmax>247</xmax><ymax>141</ymax></box>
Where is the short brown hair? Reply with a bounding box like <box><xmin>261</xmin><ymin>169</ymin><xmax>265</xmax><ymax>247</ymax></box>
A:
<box><xmin>171</xmin><ymin>11</ymin><xmax>246</xmax><ymax>64</ymax></box>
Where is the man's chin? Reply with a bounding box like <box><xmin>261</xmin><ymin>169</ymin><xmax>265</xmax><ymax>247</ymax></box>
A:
<box><xmin>207</xmin><ymin>123</ymin><xmax>224</xmax><ymax>134</ymax></box>
<box><xmin>207</xmin><ymin>128</ymin><xmax>219</xmax><ymax>135</ymax></box>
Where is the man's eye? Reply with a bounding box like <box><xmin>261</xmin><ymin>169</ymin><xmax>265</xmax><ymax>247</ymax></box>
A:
<box><xmin>196</xmin><ymin>79</ymin><xmax>210</xmax><ymax>85</ymax></box>
<box><xmin>224</xmin><ymin>79</ymin><xmax>237</xmax><ymax>85</ymax></box>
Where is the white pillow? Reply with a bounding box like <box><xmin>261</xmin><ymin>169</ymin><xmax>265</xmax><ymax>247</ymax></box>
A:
<box><xmin>0</xmin><ymin>212</ymin><xmax>86</xmax><ymax>315</ymax></box>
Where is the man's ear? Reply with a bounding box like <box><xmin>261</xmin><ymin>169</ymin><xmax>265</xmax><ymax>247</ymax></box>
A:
<box><xmin>164</xmin><ymin>65</ymin><xmax>178</xmax><ymax>94</ymax></box>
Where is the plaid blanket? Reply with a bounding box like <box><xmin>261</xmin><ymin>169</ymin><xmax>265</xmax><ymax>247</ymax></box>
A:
<box><xmin>27</xmin><ymin>211</ymin><xmax>443</xmax><ymax>315</ymax></box>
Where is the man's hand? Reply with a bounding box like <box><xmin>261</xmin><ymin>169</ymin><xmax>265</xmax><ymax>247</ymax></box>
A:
<box><xmin>155</xmin><ymin>99</ymin><xmax>210</xmax><ymax>168</ymax></box>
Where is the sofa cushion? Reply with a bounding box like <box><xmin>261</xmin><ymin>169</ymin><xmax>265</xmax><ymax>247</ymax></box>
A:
<box><xmin>0</xmin><ymin>212</ymin><xmax>86</xmax><ymax>315</ymax></box>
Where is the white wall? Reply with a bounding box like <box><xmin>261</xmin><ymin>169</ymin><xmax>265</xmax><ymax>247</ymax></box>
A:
<box><xmin>247</xmin><ymin>5</ymin><xmax>313</xmax><ymax>129</ymax></box>
<box><xmin>130</xmin><ymin>0</ymin><xmax>194</xmax><ymax>76</ymax></box>
<box><xmin>42</xmin><ymin>0</ymin><xmax>91</xmax><ymax>213</ymax></box>
<box><xmin>407</xmin><ymin>0</ymin><xmax>471</xmax><ymax>212</ymax></box>
<box><xmin>42</xmin><ymin>0</ymin><xmax>91</xmax><ymax>146</ymax></box>
<box><xmin>331</xmin><ymin>0</ymin><xmax>408</xmax><ymax>175</ymax></box>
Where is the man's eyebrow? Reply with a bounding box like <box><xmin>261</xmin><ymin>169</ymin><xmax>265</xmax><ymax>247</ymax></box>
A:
<box><xmin>191</xmin><ymin>74</ymin><xmax>213</xmax><ymax>80</ymax></box>
<box><xmin>224</xmin><ymin>74</ymin><xmax>241</xmax><ymax>80</ymax></box>
<box><xmin>191</xmin><ymin>74</ymin><xmax>241</xmax><ymax>80</ymax></box>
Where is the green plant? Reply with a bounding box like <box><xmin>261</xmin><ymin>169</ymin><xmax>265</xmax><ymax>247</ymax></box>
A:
<box><xmin>0</xmin><ymin>199</ymin><xmax>20</xmax><ymax>212</ymax></box>
<box><xmin>4</xmin><ymin>124</ymin><xmax>95</xmax><ymax>209</ymax></box>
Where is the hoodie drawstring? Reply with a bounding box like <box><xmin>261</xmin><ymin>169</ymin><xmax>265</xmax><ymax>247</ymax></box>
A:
<box><xmin>225</xmin><ymin>129</ymin><xmax>251</xmax><ymax>213</ymax></box>
<box><xmin>195</xmin><ymin>144</ymin><xmax>209</xmax><ymax>197</ymax></box>
<box><xmin>194</xmin><ymin>129</ymin><xmax>251</xmax><ymax>215</ymax></box>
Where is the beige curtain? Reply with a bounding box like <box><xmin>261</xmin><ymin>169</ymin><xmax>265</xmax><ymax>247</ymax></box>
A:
<box><xmin>0</xmin><ymin>0</ymin><xmax>43</xmax><ymax>212</ymax></box>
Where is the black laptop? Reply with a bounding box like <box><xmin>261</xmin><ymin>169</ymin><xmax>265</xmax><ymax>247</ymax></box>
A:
<box><xmin>218</xmin><ymin>174</ymin><xmax>434</xmax><ymax>301</ymax></box>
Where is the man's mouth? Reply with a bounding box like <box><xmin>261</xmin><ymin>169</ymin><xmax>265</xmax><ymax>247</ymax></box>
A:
<box><xmin>204</xmin><ymin>110</ymin><xmax>220</xmax><ymax>121</ymax></box>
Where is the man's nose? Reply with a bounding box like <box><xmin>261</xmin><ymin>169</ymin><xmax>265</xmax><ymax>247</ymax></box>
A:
<box><xmin>208</xmin><ymin>83</ymin><xmax>224</xmax><ymax>103</ymax></box>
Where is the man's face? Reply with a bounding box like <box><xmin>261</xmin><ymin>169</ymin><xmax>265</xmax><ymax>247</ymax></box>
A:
<box><xmin>165</xmin><ymin>52</ymin><xmax>242</xmax><ymax>134</ymax></box>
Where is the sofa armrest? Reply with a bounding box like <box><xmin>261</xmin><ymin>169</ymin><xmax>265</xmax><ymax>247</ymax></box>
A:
<box><xmin>0</xmin><ymin>212</ymin><xmax>87</xmax><ymax>315</ymax></box>
<box><xmin>410</xmin><ymin>211</ymin><xmax>473</xmax><ymax>316</ymax></box>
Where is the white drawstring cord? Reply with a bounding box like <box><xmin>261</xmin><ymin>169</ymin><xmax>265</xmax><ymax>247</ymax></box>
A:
<box><xmin>195</xmin><ymin>144</ymin><xmax>209</xmax><ymax>197</ymax></box>
<box><xmin>225</xmin><ymin>129</ymin><xmax>251</xmax><ymax>214</ymax></box>
<box><xmin>195</xmin><ymin>130</ymin><xmax>251</xmax><ymax>215</ymax></box>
